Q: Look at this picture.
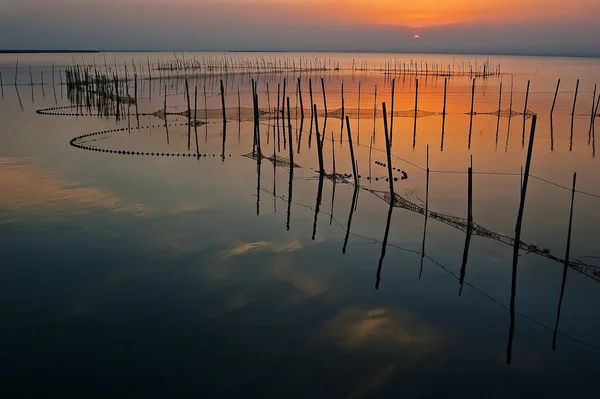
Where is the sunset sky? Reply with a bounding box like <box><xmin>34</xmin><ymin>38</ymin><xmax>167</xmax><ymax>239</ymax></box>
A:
<box><xmin>1</xmin><ymin>0</ymin><xmax>599</xmax><ymax>55</ymax></box>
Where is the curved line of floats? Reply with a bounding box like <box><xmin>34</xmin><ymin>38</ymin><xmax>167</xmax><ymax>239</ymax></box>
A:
<box><xmin>36</xmin><ymin>105</ymin><xmax>228</xmax><ymax>159</ymax></box>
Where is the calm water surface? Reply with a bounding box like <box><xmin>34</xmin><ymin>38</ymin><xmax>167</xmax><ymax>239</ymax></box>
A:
<box><xmin>1</xmin><ymin>52</ymin><xmax>600</xmax><ymax>397</ymax></box>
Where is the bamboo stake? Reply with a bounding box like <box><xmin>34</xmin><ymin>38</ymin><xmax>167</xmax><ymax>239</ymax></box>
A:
<box><xmin>346</xmin><ymin>116</ymin><xmax>358</xmax><ymax>186</ymax></box>
<box><xmin>357</xmin><ymin>81</ymin><xmax>361</xmax><ymax>143</ymax></box>
<box><xmin>551</xmin><ymin>78</ymin><xmax>561</xmax><ymax>117</ymax></box>
<box><xmin>552</xmin><ymin>172</ymin><xmax>577</xmax><ymax>351</ymax></box>
<box><xmin>220</xmin><ymin>79</ymin><xmax>227</xmax><ymax>124</ymax></box>
<box><xmin>314</xmin><ymin>104</ymin><xmax>325</xmax><ymax>174</ymax></box>
<box><xmin>507</xmin><ymin>114</ymin><xmax>537</xmax><ymax>365</ymax></box>
<box><xmin>413</xmin><ymin>79</ymin><xmax>419</xmax><ymax>148</ymax></box>
<box><xmin>321</xmin><ymin>77</ymin><xmax>328</xmax><ymax>118</ymax></box>
<box><xmin>589</xmin><ymin>84</ymin><xmax>597</xmax><ymax>140</ymax></box>
<box><xmin>390</xmin><ymin>78</ymin><xmax>395</xmax><ymax>145</ymax></box>
<box><xmin>459</xmin><ymin>166</ymin><xmax>474</xmax><ymax>296</ymax></box>
<box><xmin>287</xmin><ymin>96</ymin><xmax>294</xmax><ymax>168</ymax></box>
<box><xmin>469</xmin><ymin>78</ymin><xmax>476</xmax><ymax>147</ymax></box>
<box><xmin>382</xmin><ymin>102</ymin><xmax>394</xmax><ymax>199</ymax></box>
<box><xmin>194</xmin><ymin>86</ymin><xmax>199</xmax><ymax>158</ymax></box>
<box><xmin>442</xmin><ymin>77</ymin><xmax>448</xmax><ymax>115</ymax></box>
<box><xmin>298</xmin><ymin>77</ymin><xmax>304</xmax><ymax>121</ymax></box>
<box><xmin>572</xmin><ymin>79</ymin><xmax>580</xmax><ymax>117</ymax></box>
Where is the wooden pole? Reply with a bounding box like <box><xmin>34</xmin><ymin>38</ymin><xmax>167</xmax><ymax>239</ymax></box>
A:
<box><xmin>29</xmin><ymin>66</ymin><xmax>33</xmax><ymax>86</ymax></box>
<box><xmin>340</xmin><ymin>81</ymin><xmax>345</xmax><ymax>143</ymax></box>
<box><xmin>14</xmin><ymin>59</ymin><xmax>18</xmax><ymax>86</ymax></box>
<box><xmin>469</xmin><ymin>78</ymin><xmax>476</xmax><ymax>145</ymax></box>
<box><xmin>382</xmin><ymin>102</ymin><xmax>395</xmax><ymax>200</ymax></box>
<box><xmin>220</xmin><ymin>79</ymin><xmax>227</xmax><ymax>125</ymax></box>
<box><xmin>298</xmin><ymin>77</ymin><xmax>304</xmax><ymax>121</ymax></box>
<box><xmin>413</xmin><ymin>78</ymin><xmax>419</xmax><ymax>148</ymax></box>
<box><xmin>507</xmin><ymin>114</ymin><xmax>537</xmax><ymax>365</ymax></box>
<box><xmin>194</xmin><ymin>86</ymin><xmax>199</xmax><ymax>158</ymax></box>
<box><xmin>551</xmin><ymin>78</ymin><xmax>561</xmax><ymax>117</ymax></box>
<box><xmin>314</xmin><ymin>104</ymin><xmax>325</xmax><ymax>174</ymax></box>
<box><xmin>459</xmin><ymin>166</ymin><xmax>474</xmax><ymax>296</ymax></box>
<box><xmin>552</xmin><ymin>172</ymin><xmax>577</xmax><ymax>351</ymax></box>
<box><xmin>368</xmin><ymin>135</ymin><xmax>373</xmax><ymax>182</ymax></box>
<box><xmin>442</xmin><ymin>77</ymin><xmax>448</xmax><ymax>116</ymax></box>
<box><xmin>357</xmin><ymin>81</ymin><xmax>361</xmax><ymax>142</ymax></box>
<box><xmin>287</xmin><ymin>96</ymin><xmax>294</xmax><ymax>168</ymax></box>
<box><xmin>498</xmin><ymin>78</ymin><xmax>503</xmax><ymax>115</ymax></box>
<box><xmin>589</xmin><ymin>84</ymin><xmax>597</xmax><ymax>139</ymax></box>
<box><xmin>346</xmin><ymin>116</ymin><xmax>358</xmax><ymax>186</ymax></box>
<box><xmin>238</xmin><ymin>84</ymin><xmax>241</xmax><ymax>123</ymax></box>
<box><xmin>164</xmin><ymin>85</ymin><xmax>169</xmax><ymax>144</ymax></box>
<box><xmin>390</xmin><ymin>78</ymin><xmax>395</xmax><ymax>145</ymax></box>
<box><xmin>419</xmin><ymin>145</ymin><xmax>431</xmax><ymax>279</ymax></box>
<box><xmin>523</xmin><ymin>80</ymin><xmax>530</xmax><ymax>116</ymax></box>
<box><xmin>321</xmin><ymin>77</ymin><xmax>328</xmax><ymax>118</ymax></box>
<box><xmin>572</xmin><ymin>79</ymin><xmax>579</xmax><ymax>116</ymax></box>
<box><xmin>185</xmin><ymin>79</ymin><xmax>191</xmax><ymax>118</ymax></box>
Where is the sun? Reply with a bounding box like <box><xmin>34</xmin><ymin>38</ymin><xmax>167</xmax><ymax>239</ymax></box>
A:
<box><xmin>413</xmin><ymin>34</ymin><xmax>420</xmax><ymax>39</ymax></box>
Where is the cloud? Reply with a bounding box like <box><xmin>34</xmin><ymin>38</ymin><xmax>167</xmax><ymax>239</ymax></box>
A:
<box><xmin>0</xmin><ymin>157</ymin><xmax>147</xmax><ymax>215</ymax></box>
<box><xmin>222</xmin><ymin>239</ymin><xmax>303</xmax><ymax>258</ymax></box>
<box><xmin>323</xmin><ymin>307</ymin><xmax>436</xmax><ymax>351</ymax></box>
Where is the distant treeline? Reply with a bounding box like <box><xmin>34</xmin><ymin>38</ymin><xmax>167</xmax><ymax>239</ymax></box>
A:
<box><xmin>0</xmin><ymin>50</ymin><xmax>100</xmax><ymax>54</ymax></box>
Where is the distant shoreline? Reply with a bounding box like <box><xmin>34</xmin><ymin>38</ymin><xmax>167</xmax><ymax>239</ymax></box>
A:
<box><xmin>0</xmin><ymin>50</ymin><xmax>100</xmax><ymax>54</ymax></box>
<box><xmin>0</xmin><ymin>49</ymin><xmax>598</xmax><ymax>58</ymax></box>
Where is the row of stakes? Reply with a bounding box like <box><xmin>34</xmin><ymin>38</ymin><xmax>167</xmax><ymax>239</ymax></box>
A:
<box><xmin>44</xmin><ymin>105</ymin><xmax>409</xmax><ymax>182</ymax></box>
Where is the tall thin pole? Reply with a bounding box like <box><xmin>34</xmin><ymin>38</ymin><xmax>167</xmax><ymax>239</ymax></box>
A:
<box><xmin>390</xmin><ymin>78</ymin><xmax>395</xmax><ymax>145</ymax></box>
<box><xmin>552</xmin><ymin>172</ymin><xmax>577</xmax><ymax>351</ymax></box>
<box><xmin>572</xmin><ymin>79</ymin><xmax>580</xmax><ymax>116</ymax></box>
<box><xmin>382</xmin><ymin>102</ymin><xmax>394</xmax><ymax>199</ymax></box>
<box><xmin>220</xmin><ymin>79</ymin><xmax>227</xmax><ymax>125</ymax></box>
<box><xmin>507</xmin><ymin>114</ymin><xmax>537</xmax><ymax>365</ymax></box>
<box><xmin>314</xmin><ymin>104</ymin><xmax>325</xmax><ymax>174</ymax></box>
<box><xmin>551</xmin><ymin>78</ymin><xmax>561</xmax><ymax>117</ymax></box>
<box><xmin>287</xmin><ymin>97</ymin><xmax>294</xmax><ymax>168</ymax></box>
<box><xmin>346</xmin><ymin>116</ymin><xmax>358</xmax><ymax>186</ymax></box>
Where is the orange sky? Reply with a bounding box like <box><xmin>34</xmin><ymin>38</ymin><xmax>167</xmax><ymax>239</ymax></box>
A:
<box><xmin>249</xmin><ymin>0</ymin><xmax>600</xmax><ymax>28</ymax></box>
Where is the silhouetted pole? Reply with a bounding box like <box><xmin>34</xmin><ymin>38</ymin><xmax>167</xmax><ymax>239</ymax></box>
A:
<box><xmin>220</xmin><ymin>79</ymin><xmax>227</xmax><ymax>125</ymax></box>
<box><xmin>589</xmin><ymin>84</ymin><xmax>597</xmax><ymax>139</ymax></box>
<box><xmin>551</xmin><ymin>78</ymin><xmax>561</xmax><ymax>117</ymax></box>
<box><xmin>442</xmin><ymin>77</ymin><xmax>448</xmax><ymax>116</ymax></box>
<box><xmin>345</xmin><ymin>116</ymin><xmax>358</xmax><ymax>186</ymax></box>
<box><xmin>390</xmin><ymin>78</ymin><xmax>395</xmax><ymax>145</ymax></box>
<box><xmin>287</xmin><ymin>96</ymin><xmax>294</xmax><ymax>169</ymax></box>
<box><xmin>419</xmin><ymin>146</ymin><xmax>431</xmax><ymax>279</ymax></box>
<box><xmin>314</xmin><ymin>104</ymin><xmax>325</xmax><ymax>174</ymax></box>
<box><xmin>382</xmin><ymin>102</ymin><xmax>394</xmax><ymax>200</ymax></box>
<box><xmin>298</xmin><ymin>77</ymin><xmax>304</xmax><ymax>121</ymax></box>
<box><xmin>469</xmin><ymin>78</ymin><xmax>476</xmax><ymax>143</ymax></box>
<box><xmin>523</xmin><ymin>80</ymin><xmax>530</xmax><ymax>116</ymax></box>
<box><xmin>571</xmin><ymin>79</ymin><xmax>579</xmax><ymax>117</ymax></box>
<box><xmin>507</xmin><ymin>114</ymin><xmax>537</xmax><ymax>365</ymax></box>
<box><xmin>321</xmin><ymin>77</ymin><xmax>328</xmax><ymax>118</ymax></box>
<box><xmin>552</xmin><ymin>172</ymin><xmax>577</xmax><ymax>351</ymax></box>
<box><xmin>343</xmin><ymin>186</ymin><xmax>359</xmax><ymax>254</ymax></box>
<box><xmin>459</xmin><ymin>166</ymin><xmax>474</xmax><ymax>296</ymax></box>
<box><xmin>194</xmin><ymin>86</ymin><xmax>199</xmax><ymax>158</ymax></box>
<box><xmin>413</xmin><ymin>79</ymin><xmax>419</xmax><ymax>148</ymax></box>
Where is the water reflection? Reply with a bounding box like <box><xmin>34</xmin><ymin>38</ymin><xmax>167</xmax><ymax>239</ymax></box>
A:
<box><xmin>3</xmin><ymin>55</ymin><xmax>600</xmax><ymax>395</ymax></box>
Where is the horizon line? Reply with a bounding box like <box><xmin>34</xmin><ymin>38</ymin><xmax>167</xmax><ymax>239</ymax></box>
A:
<box><xmin>1</xmin><ymin>49</ymin><xmax>599</xmax><ymax>59</ymax></box>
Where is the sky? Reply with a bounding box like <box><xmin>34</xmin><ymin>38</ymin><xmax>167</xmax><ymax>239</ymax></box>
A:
<box><xmin>1</xmin><ymin>0</ymin><xmax>599</xmax><ymax>56</ymax></box>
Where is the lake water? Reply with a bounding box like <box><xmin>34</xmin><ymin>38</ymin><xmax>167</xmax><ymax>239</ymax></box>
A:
<box><xmin>1</xmin><ymin>52</ymin><xmax>600</xmax><ymax>397</ymax></box>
